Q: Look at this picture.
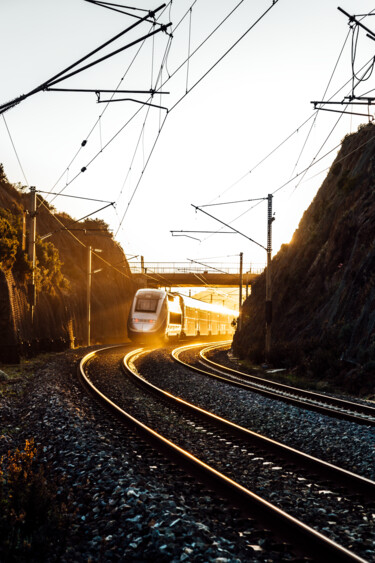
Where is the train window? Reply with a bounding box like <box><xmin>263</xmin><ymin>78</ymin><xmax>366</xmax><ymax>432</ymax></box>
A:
<box><xmin>169</xmin><ymin>312</ymin><xmax>182</xmax><ymax>324</ymax></box>
<box><xmin>135</xmin><ymin>298</ymin><xmax>158</xmax><ymax>312</ymax></box>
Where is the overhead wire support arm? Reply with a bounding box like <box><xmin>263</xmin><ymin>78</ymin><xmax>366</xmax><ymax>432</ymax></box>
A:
<box><xmin>311</xmin><ymin>102</ymin><xmax>374</xmax><ymax>119</ymax></box>
<box><xmin>96</xmin><ymin>97</ymin><xmax>169</xmax><ymax>110</ymax></box>
<box><xmin>36</xmin><ymin>190</ymin><xmax>115</xmax><ymax>204</ymax></box>
<box><xmin>338</xmin><ymin>7</ymin><xmax>375</xmax><ymax>40</ymax></box>
<box><xmin>45</xmin><ymin>24</ymin><xmax>172</xmax><ymax>90</ymax></box>
<box><xmin>84</xmin><ymin>0</ymin><xmax>162</xmax><ymax>21</ymax></box>
<box><xmin>199</xmin><ymin>197</ymin><xmax>268</xmax><ymax>208</ymax></box>
<box><xmin>191</xmin><ymin>204</ymin><xmax>267</xmax><ymax>251</ymax></box>
<box><xmin>61</xmin><ymin>202</ymin><xmax>116</xmax><ymax>232</ymax></box>
<box><xmin>171</xmin><ymin>230</ymin><xmax>236</xmax><ymax>234</ymax></box>
<box><xmin>187</xmin><ymin>259</ymin><xmax>229</xmax><ymax>275</ymax></box>
<box><xmin>0</xmin><ymin>4</ymin><xmax>170</xmax><ymax>115</ymax></box>
<box><xmin>312</xmin><ymin>99</ymin><xmax>375</xmax><ymax>106</ymax></box>
<box><xmin>45</xmin><ymin>88</ymin><xmax>170</xmax><ymax>95</ymax></box>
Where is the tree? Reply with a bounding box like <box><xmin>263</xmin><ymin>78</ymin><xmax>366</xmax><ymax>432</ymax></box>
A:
<box><xmin>0</xmin><ymin>212</ymin><xmax>18</xmax><ymax>270</ymax></box>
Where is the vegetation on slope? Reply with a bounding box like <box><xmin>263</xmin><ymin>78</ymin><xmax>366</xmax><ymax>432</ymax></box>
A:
<box><xmin>0</xmin><ymin>164</ymin><xmax>134</xmax><ymax>357</ymax></box>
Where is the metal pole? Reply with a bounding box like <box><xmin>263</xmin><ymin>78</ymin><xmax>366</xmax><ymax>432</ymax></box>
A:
<box><xmin>265</xmin><ymin>194</ymin><xmax>274</xmax><ymax>362</ymax></box>
<box><xmin>28</xmin><ymin>186</ymin><xmax>37</xmax><ymax>323</ymax></box>
<box><xmin>87</xmin><ymin>246</ymin><xmax>92</xmax><ymax>347</ymax></box>
<box><xmin>239</xmin><ymin>252</ymin><xmax>243</xmax><ymax>330</ymax></box>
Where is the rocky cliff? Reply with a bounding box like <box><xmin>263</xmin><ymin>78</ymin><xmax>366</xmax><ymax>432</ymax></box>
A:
<box><xmin>233</xmin><ymin>123</ymin><xmax>375</xmax><ymax>394</ymax></box>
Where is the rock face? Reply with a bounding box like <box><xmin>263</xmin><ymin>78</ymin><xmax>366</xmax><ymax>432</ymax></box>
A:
<box><xmin>0</xmin><ymin>175</ymin><xmax>135</xmax><ymax>361</ymax></box>
<box><xmin>233</xmin><ymin>123</ymin><xmax>375</xmax><ymax>392</ymax></box>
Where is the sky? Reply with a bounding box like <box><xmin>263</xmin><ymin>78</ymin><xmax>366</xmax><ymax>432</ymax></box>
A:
<box><xmin>1</xmin><ymin>0</ymin><xmax>375</xmax><ymax>277</ymax></box>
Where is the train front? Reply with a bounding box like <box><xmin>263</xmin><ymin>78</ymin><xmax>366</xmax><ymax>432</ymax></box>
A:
<box><xmin>127</xmin><ymin>289</ymin><xmax>167</xmax><ymax>342</ymax></box>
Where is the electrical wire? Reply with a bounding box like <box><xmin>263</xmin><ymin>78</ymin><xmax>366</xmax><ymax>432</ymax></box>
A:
<box><xmin>290</xmin><ymin>105</ymin><xmax>348</xmax><ymax>195</ymax></box>
<box><xmin>186</xmin><ymin>7</ymin><xmax>192</xmax><ymax>93</ymax></box>
<box><xmin>46</xmin><ymin>22</ymin><xmax>166</xmax><ymax>206</ymax></box>
<box><xmin>289</xmin><ymin>28</ymin><xmax>351</xmax><ymax>181</ymax></box>
<box><xmin>115</xmin><ymin>0</ymin><xmax>279</xmax><ymax>233</ymax></box>
<box><xmin>38</xmin><ymin>0</ymin><xmax>266</xmax><ymax>235</ymax></box>
<box><xmin>2</xmin><ymin>115</ymin><xmax>29</xmax><ymax>187</ymax></box>
<box><xmin>115</xmin><ymin>111</ymin><xmax>169</xmax><ymax>235</ymax></box>
<box><xmin>168</xmin><ymin>1</ymin><xmax>279</xmax><ymax>115</ymax></box>
<box><xmin>35</xmin><ymin>194</ymin><xmax>135</xmax><ymax>281</ymax></box>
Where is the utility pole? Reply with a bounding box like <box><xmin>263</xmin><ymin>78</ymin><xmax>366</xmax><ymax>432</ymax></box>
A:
<box><xmin>87</xmin><ymin>246</ymin><xmax>102</xmax><ymax>346</ymax></box>
<box><xmin>87</xmin><ymin>246</ymin><xmax>92</xmax><ymax>347</ymax></box>
<box><xmin>265</xmin><ymin>194</ymin><xmax>274</xmax><ymax>362</ymax></box>
<box><xmin>238</xmin><ymin>252</ymin><xmax>243</xmax><ymax>330</ymax></box>
<box><xmin>28</xmin><ymin>186</ymin><xmax>37</xmax><ymax>323</ymax></box>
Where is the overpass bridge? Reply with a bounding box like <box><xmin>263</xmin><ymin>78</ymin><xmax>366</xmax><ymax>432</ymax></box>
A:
<box><xmin>129</xmin><ymin>261</ymin><xmax>264</xmax><ymax>288</ymax></box>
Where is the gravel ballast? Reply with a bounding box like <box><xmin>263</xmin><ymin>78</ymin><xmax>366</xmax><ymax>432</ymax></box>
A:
<box><xmin>0</xmin><ymin>347</ymin><xmax>301</xmax><ymax>562</ymax></box>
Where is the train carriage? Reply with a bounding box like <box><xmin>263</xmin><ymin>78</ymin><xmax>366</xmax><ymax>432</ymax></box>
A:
<box><xmin>127</xmin><ymin>288</ymin><xmax>238</xmax><ymax>342</ymax></box>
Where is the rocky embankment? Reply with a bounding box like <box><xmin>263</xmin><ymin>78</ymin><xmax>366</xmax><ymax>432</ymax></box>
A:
<box><xmin>234</xmin><ymin>123</ymin><xmax>375</xmax><ymax>394</ymax></box>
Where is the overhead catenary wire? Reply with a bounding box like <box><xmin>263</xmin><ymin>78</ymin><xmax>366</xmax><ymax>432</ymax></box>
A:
<box><xmin>46</xmin><ymin>1</ymin><xmax>174</xmax><ymax>206</ymax></box>
<box><xmin>35</xmin><ymin>194</ymin><xmax>134</xmax><ymax>281</ymax></box>
<box><xmin>289</xmin><ymin>27</ymin><xmax>351</xmax><ymax>182</ymax></box>
<box><xmin>2</xmin><ymin>115</ymin><xmax>29</xmax><ymax>188</ymax></box>
<box><xmin>168</xmin><ymin>1</ymin><xmax>280</xmax><ymax>115</ymax></box>
<box><xmin>198</xmin><ymin>34</ymin><xmax>375</xmax><ymax>246</ymax></box>
<box><xmin>38</xmin><ymin>5</ymin><xmax>172</xmax><ymax>207</ymax></box>
<box><xmin>8</xmin><ymin>1</ymin><xmax>375</xmax><ymax>276</ymax></box>
<box><xmin>210</xmin><ymin>31</ymin><xmax>375</xmax><ymax>209</ymax></box>
<box><xmin>37</xmin><ymin>0</ymin><xmax>272</xmax><ymax>235</ymax></box>
<box><xmin>115</xmin><ymin>0</ymin><xmax>280</xmax><ymax>232</ymax></box>
<box><xmin>84</xmin><ymin>0</ymin><xmax>157</xmax><ymax>20</ymax></box>
<box><xmin>0</xmin><ymin>5</ymin><xmax>169</xmax><ymax>116</ymax></box>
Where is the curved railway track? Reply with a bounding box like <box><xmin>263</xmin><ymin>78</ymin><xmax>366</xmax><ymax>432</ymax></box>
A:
<box><xmin>172</xmin><ymin>342</ymin><xmax>375</xmax><ymax>426</ymax></box>
<box><xmin>78</xmin><ymin>344</ymin><xmax>373</xmax><ymax>562</ymax></box>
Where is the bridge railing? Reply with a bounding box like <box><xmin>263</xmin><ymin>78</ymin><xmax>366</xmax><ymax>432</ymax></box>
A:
<box><xmin>129</xmin><ymin>262</ymin><xmax>265</xmax><ymax>275</ymax></box>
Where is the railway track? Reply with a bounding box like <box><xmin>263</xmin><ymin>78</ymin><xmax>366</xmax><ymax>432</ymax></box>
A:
<box><xmin>172</xmin><ymin>341</ymin><xmax>375</xmax><ymax>426</ymax></box>
<box><xmin>78</xmin><ymin>344</ymin><xmax>374</xmax><ymax>562</ymax></box>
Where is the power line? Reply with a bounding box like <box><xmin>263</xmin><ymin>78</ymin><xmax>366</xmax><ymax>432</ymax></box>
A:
<box><xmin>2</xmin><ymin>115</ymin><xmax>29</xmax><ymax>187</ymax></box>
<box><xmin>115</xmin><ymin>0</ymin><xmax>280</xmax><ymax>230</ymax></box>
<box><xmin>0</xmin><ymin>6</ymin><xmax>170</xmax><ymax>115</ymax></box>
<box><xmin>168</xmin><ymin>1</ymin><xmax>280</xmax><ymax>115</ymax></box>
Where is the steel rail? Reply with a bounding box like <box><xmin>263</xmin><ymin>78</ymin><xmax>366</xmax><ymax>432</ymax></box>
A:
<box><xmin>173</xmin><ymin>342</ymin><xmax>375</xmax><ymax>426</ymax></box>
<box><xmin>200</xmin><ymin>344</ymin><xmax>375</xmax><ymax>422</ymax></box>
<box><xmin>78</xmin><ymin>345</ymin><xmax>368</xmax><ymax>563</ymax></box>
<box><xmin>126</xmin><ymin>345</ymin><xmax>375</xmax><ymax>499</ymax></box>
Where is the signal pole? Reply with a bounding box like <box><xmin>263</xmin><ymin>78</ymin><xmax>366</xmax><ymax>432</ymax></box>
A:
<box><xmin>265</xmin><ymin>194</ymin><xmax>274</xmax><ymax>362</ymax></box>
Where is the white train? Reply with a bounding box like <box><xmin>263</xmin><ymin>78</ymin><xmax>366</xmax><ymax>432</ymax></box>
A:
<box><xmin>127</xmin><ymin>288</ymin><xmax>238</xmax><ymax>342</ymax></box>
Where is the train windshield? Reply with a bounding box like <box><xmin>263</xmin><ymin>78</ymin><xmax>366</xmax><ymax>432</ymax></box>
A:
<box><xmin>135</xmin><ymin>297</ymin><xmax>159</xmax><ymax>313</ymax></box>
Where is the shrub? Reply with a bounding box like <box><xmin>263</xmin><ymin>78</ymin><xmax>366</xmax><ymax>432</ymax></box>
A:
<box><xmin>0</xmin><ymin>214</ymin><xmax>18</xmax><ymax>270</ymax></box>
<box><xmin>35</xmin><ymin>239</ymin><xmax>70</xmax><ymax>295</ymax></box>
<box><xmin>0</xmin><ymin>438</ymin><xmax>67</xmax><ymax>561</ymax></box>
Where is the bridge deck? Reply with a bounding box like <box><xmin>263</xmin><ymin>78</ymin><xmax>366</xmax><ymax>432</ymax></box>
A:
<box><xmin>129</xmin><ymin>262</ymin><xmax>263</xmax><ymax>287</ymax></box>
